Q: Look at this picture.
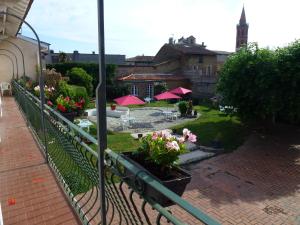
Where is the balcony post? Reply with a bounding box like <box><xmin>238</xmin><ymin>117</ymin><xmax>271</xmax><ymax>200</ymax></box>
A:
<box><xmin>96</xmin><ymin>0</ymin><xmax>107</xmax><ymax>224</ymax></box>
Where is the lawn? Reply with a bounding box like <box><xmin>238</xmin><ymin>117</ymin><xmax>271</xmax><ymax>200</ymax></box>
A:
<box><xmin>86</xmin><ymin>124</ymin><xmax>140</xmax><ymax>152</ymax></box>
<box><xmin>85</xmin><ymin>102</ymin><xmax>249</xmax><ymax>152</ymax></box>
<box><xmin>172</xmin><ymin>105</ymin><xmax>249</xmax><ymax>151</ymax></box>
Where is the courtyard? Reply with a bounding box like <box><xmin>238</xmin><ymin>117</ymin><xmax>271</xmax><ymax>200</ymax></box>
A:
<box><xmin>1</xmin><ymin>95</ymin><xmax>299</xmax><ymax>225</ymax></box>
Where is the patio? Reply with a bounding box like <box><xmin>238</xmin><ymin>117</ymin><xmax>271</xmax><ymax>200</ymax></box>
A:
<box><xmin>88</xmin><ymin>107</ymin><xmax>199</xmax><ymax>132</ymax></box>
<box><xmin>183</xmin><ymin>128</ymin><xmax>300</xmax><ymax>224</ymax></box>
<box><xmin>0</xmin><ymin>97</ymin><xmax>80</xmax><ymax>225</ymax></box>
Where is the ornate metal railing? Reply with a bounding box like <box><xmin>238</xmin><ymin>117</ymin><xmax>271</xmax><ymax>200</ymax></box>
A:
<box><xmin>13</xmin><ymin>81</ymin><xmax>220</xmax><ymax>225</ymax></box>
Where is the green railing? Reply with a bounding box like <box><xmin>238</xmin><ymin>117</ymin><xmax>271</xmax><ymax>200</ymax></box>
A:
<box><xmin>13</xmin><ymin>81</ymin><xmax>221</xmax><ymax>225</ymax></box>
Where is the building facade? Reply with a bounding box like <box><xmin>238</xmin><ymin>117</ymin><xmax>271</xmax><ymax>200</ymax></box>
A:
<box><xmin>119</xmin><ymin>36</ymin><xmax>230</xmax><ymax>99</ymax></box>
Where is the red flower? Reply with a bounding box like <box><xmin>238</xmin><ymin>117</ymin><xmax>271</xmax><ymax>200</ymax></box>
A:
<box><xmin>47</xmin><ymin>100</ymin><xmax>53</xmax><ymax>107</ymax></box>
<box><xmin>65</xmin><ymin>96</ymin><xmax>70</xmax><ymax>102</ymax></box>
<box><xmin>75</xmin><ymin>102</ymin><xmax>83</xmax><ymax>109</ymax></box>
<box><xmin>57</xmin><ymin>104</ymin><xmax>66</xmax><ymax>112</ymax></box>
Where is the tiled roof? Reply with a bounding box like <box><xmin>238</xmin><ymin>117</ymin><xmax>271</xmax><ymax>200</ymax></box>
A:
<box><xmin>127</xmin><ymin>55</ymin><xmax>154</xmax><ymax>62</ymax></box>
<box><xmin>118</xmin><ymin>73</ymin><xmax>187</xmax><ymax>81</ymax></box>
<box><xmin>169</xmin><ymin>44</ymin><xmax>217</xmax><ymax>55</ymax></box>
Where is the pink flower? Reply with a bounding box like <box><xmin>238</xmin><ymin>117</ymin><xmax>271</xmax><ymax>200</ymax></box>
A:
<box><xmin>152</xmin><ymin>132</ymin><xmax>158</xmax><ymax>140</ymax></box>
<box><xmin>178</xmin><ymin>137</ymin><xmax>185</xmax><ymax>144</ymax></box>
<box><xmin>161</xmin><ymin>130</ymin><xmax>171</xmax><ymax>139</ymax></box>
<box><xmin>166</xmin><ymin>141</ymin><xmax>180</xmax><ymax>151</ymax></box>
<box><xmin>183</xmin><ymin>128</ymin><xmax>191</xmax><ymax>137</ymax></box>
<box><xmin>188</xmin><ymin>133</ymin><xmax>197</xmax><ymax>143</ymax></box>
<box><xmin>47</xmin><ymin>100</ymin><xmax>53</xmax><ymax>107</ymax></box>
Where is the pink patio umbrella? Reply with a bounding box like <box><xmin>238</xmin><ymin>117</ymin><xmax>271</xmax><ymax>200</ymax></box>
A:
<box><xmin>114</xmin><ymin>95</ymin><xmax>145</xmax><ymax>106</ymax></box>
<box><xmin>154</xmin><ymin>91</ymin><xmax>182</xmax><ymax>100</ymax></box>
<box><xmin>170</xmin><ymin>87</ymin><xmax>192</xmax><ymax>95</ymax></box>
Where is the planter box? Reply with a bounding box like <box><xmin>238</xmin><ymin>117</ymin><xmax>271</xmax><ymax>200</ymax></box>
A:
<box><xmin>122</xmin><ymin>152</ymin><xmax>191</xmax><ymax>207</ymax></box>
<box><xmin>61</xmin><ymin>111</ymin><xmax>77</xmax><ymax>122</ymax></box>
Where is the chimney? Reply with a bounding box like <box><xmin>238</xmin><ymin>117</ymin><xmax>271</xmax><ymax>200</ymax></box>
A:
<box><xmin>92</xmin><ymin>51</ymin><xmax>95</xmax><ymax>54</ymax></box>
<box><xmin>168</xmin><ymin>37</ymin><xmax>174</xmax><ymax>44</ymax></box>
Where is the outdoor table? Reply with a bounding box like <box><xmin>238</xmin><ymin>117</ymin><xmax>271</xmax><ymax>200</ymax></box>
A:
<box><xmin>77</xmin><ymin>119</ymin><xmax>93</xmax><ymax>132</ymax></box>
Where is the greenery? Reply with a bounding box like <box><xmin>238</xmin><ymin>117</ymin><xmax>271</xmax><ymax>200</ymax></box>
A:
<box><xmin>154</xmin><ymin>84</ymin><xmax>167</xmax><ymax>95</ymax></box>
<box><xmin>173</xmin><ymin>104</ymin><xmax>249</xmax><ymax>151</ymax></box>
<box><xmin>57</xmin><ymin>81</ymin><xmax>89</xmax><ymax>108</ymax></box>
<box><xmin>46</xmin><ymin>63</ymin><xmax>129</xmax><ymax>98</ymax></box>
<box><xmin>218</xmin><ymin>41</ymin><xmax>300</xmax><ymax>125</ymax></box>
<box><xmin>58</xmin><ymin>51</ymin><xmax>70</xmax><ymax>63</ymax></box>
<box><xmin>87</xmin><ymin>123</ymin><xmax>140</xmax><ymax>152</ymax></box>
<box><xmin>67</xmin><ymin>67</ymin><xmax>93</xmax><ymax>96</ymax></box>
<box><xmin>178</xmin><ymin>101</ymin><xmax>188</xmax><ymax>116</ymax></box>
<box><xmin>56</xmin><ymin>95</ymin><xmax>76</xmax><ymax>112</ymax></box>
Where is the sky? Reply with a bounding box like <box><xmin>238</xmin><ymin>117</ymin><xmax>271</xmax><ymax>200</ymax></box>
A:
<box><xmin>22</xmin><ymin>0</ymin><xmax>300</xmax><ymax>58</ymax></box>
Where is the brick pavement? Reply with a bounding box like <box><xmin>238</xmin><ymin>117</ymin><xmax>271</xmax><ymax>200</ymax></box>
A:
<box><xmin>180</xmin><ymin>127</ymin><xmax>300</xmax><ymax>225</ymax></box>
<box><xmin>0</xmin><ymin>96</ymin><xmax>80</xmax><ymax>225</ymax></box>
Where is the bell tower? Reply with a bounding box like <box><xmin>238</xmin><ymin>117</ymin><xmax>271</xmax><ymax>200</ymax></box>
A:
<box><xmin>236</xmin><ymin>6</ymin><xmax>248</xmax><ymax>51</ymax></box>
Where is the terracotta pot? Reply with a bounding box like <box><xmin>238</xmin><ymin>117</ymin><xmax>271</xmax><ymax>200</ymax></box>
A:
<box><xmin>122</xmin><ymin>152</ymin><xmax>191</xmax><ymax>207</ymax></box>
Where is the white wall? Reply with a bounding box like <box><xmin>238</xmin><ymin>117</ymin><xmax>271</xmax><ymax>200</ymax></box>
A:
<box><xmin>0</xmin><ymin>37</ymin><xmax>41</xmax><ymax>82</ymax></box>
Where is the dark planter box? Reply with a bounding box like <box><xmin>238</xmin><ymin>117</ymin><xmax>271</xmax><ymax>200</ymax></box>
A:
<box><xmin>121</xmin><ymin>152</ymin><xmax>191</xmax><ymax>207</ymax></box>
<box><xmin>61</xmin><ymin>111</ymin><xmax>77</xmax><ymax>122</ymax></box>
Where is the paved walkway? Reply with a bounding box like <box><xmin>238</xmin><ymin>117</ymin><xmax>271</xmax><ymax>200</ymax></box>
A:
<box><xmin>181</xmin><ymin>128</ymin><xmax>300</xmax><ymax>225</ymax></box>
<box><xmin>0</xmin><ymin>97</ymin><xmax>80</xmax><ymax>225</ymax></box>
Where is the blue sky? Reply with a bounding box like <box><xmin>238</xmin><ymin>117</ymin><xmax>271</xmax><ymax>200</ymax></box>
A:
<box><xmin>22</xmin><ymin>0</ymin><xmax>300</xmax><ymax>57</ymax></box>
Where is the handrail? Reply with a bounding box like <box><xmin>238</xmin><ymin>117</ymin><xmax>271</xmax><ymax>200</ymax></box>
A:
<box><xmin>13</xmin><ymin>80</ymin><xmax>221</xmax><ymax>225</ymax></box>
<box><xmin>106</xmin><ymin>149</ymin><xmax>221</xmax><ymax>225</ymax></box>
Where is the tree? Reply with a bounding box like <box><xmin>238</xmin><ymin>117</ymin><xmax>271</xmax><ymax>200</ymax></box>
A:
<box><xmin>217</xmin><ymin>43</ymin><xmax>280</xmax><ymax>123</ymax></box>
<box><xmin>58</xmin><ymin>51</ymin><xmax>69</xmax><ymax>63</ymax></box>
<box><xmin>218</xmin><ymin>41</ymin><xmax>300</xmax><ymax>125</ymax></box>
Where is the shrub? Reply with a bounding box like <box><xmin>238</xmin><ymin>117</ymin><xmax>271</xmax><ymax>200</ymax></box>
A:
<box><xmin>44</xmin><ymin>68</ymin><xmax>62</xmax><ymax>89</ymax></box>
<box><xmin>154</xmin><ymin>84</ymin><xmax>167</xmax><ymax>95</ymax></box>
<box><xmin>66</xmin><ymin>67</ymin><xmax>93</xmax><ymax>96</ymax></box>
<box><xmin>67</xmin><ymin>85</ymin><xmax>89</xmax><ymax>108</ymax></box>
<box><xmin>57</xmin><ymin>80</ymin><xmax>89</xmax><ymax>109</ymax></box>
<box><xmin>178</xmin><ymin>101</ymin><xmax>188</xmax><ymax>116</ymax></box>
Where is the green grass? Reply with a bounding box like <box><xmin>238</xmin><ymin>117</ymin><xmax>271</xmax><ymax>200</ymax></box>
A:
<box><xmin>85</xmin><ymin>100</ymin><xmax>249</xmax><ymax>152</ymax></box>
<box><xmin>84</xmin><ymin>123</ymin><xmax>140</xmax><ymax>153</ymax></box>
<box><xmin>172</xmin><ymin>105</ymin><xmax>249</xmax><ymax>151</ymax></box>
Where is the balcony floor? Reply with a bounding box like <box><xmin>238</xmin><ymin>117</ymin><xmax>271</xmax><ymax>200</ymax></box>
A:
<box><xmin>0</xmin><ymin>97</ymin><xmax>80</xmax><ymax>225</ymax></box>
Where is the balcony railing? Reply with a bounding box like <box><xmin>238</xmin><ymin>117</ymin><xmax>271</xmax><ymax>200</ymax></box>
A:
<box><xmin>12</xmin><ymin>80</ymin><xmax>220</xmax><ymax>225</ymax></box>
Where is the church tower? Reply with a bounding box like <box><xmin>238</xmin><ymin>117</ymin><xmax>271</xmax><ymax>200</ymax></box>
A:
<box><xmin>236</xmin><ymin>6</ymin><xmax>248</xmax><ymax>50</ymax></box>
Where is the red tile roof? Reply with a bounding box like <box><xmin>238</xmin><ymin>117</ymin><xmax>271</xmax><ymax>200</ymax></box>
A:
<box><xmin>118</xmin><ymin>73</ymin><xmax>187</xmax><ymax>81</ymax></box>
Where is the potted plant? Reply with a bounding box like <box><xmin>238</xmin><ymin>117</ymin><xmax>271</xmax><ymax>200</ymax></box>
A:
<box><xmin>56</xmin><ymin>95</ymin><xmax>77</xmax><ymax>122</ymax></box>
<box><xmin>122</xmin><ymin>129</ymin><xmax>197</xmax><ymax>207</ymax></box>
<box><xmin>110</xmin><ymin>103</ymin><xmax>116</xmax><ymax>110</ymax></box>
<box><xmin>75</xmin><ymin>98</ymin><xmax>86</xmax><ymax>116</ymax></box>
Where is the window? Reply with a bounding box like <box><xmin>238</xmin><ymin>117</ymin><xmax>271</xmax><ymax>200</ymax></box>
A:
<box><xmin>198</xmin><ymin>56</ymin><xmax>203</xmax><ymax>63</ymax></box>
<box><xmin>146</xmin><ymin>83</ymin><xmax>153</xmax><ymax>98</ymax></box>
<box><xmin>131</xmin><ymin>85</ymin><xmax>138</xmax><ymax>96</ymax></box>
<box><xmin>206</xmin><ymin>65</ymin><xmax>212</xmax><ymax>76</ymax></box>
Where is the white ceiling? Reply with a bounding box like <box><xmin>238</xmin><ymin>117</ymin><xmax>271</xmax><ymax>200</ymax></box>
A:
<box><xmin>0</xmin><ymin>0</ymin><xmax>32</xmax><ymax>39</ymax></box>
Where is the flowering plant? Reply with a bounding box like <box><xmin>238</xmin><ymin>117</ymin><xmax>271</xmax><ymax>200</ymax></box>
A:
<box><xmin>56</xmin><ymin>95</ymin><xmax>76</xmax><ymax>113</ymax></box>
<box><xmin>136</xmin><ymin>129</ymin><xmax>197</xmax><ymax>171</ymax></box>
<box><xmin>33</xmin><ymin>85</ymin><xmax>55</xmax><ymax>100</ymax></box>
<box><xmin>74</xmin><ymin>98</ymin><xmax>86</xmax><ymax>110</ymax></box>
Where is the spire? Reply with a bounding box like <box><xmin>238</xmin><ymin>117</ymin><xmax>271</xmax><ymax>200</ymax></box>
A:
<box><xmin>239</xmin><ymin>6</ymin><xmax>246</xmax><ymax>24</ymax></box>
